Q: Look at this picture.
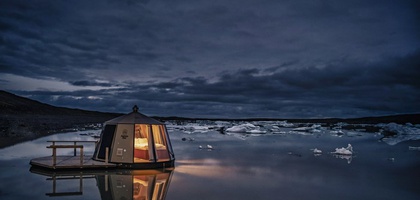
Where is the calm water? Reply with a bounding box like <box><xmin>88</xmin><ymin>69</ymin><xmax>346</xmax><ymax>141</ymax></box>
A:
<box><xmin>0</xmin><ymin>128</ymin><xmax>420</xmax><ymax>200</ymax></box>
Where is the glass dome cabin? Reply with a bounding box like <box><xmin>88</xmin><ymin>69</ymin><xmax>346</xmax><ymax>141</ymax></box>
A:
<box><xmin>93</xmin><ymin>105</ymin><xmax>175</xmax><ymax>168</ymax></box>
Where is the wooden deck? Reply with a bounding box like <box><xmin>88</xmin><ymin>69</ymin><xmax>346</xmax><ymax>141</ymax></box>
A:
<box><xmin>30</xmin><ymin>140</ymin><xmax>116</xmax><ymax>170</ymax></box>
<box><xmin>30</xmin><ymin>155</ymin><xmax>116</xmax><ymax>169</ymax></box>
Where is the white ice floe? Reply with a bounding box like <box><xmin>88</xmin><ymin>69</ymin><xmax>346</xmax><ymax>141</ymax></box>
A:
<box><xmin>226</xmin><ymin>123</ymin><xmax>266</xmax><ymax>134</ymax></box>
<box><xmin>276</xmin><ymin>121</ymin><xmax>295</xmax><ymax>128</ymax></box>
<box><xmin>248</xmin><ymin>129</ymin><xmax>267</xmax><ymax>134</ymax></box>
<box><xmin>409</xmin><ymin>146</ymin><xmax>420</xmax><ymax>151</ymax></box>
<box><xmin>332</xmin><ymin>144</ymin><xmax>353</xmax><ymax>155</ymax></box>
<box><xmin>293</xmin><ymin>127</ymin><xmax>313</xmax><ymax>132</ymax></box>
<box><xmin>198</xmin><ymin>145</ymin><xmax>213</xmax><ymax>150</ymax></box>
<box><xmin>378</xmin><ymin>123</ymin><xmax>420</xmax><ymax>145</ymax></box>
<box><xmin>312</xmin><ymin>148</ymin><xmax>322</xmax><ymax>154</ymax></box>
<box><xmin>292</xmin><ymin>124</ymin><xmax>322</xmax><ymax>133</ymax></box>
<box><xmin>330</xmin><ymin>130</ymin><xmax>345</xmax><ymax>136</ymax></box>
<box><xmin>226</xmin><ymin>123</ymin><xmax>256</xmax><ymax>132</ymax></box>
<box><xmin>165</xmin><ymin>121</ymin><xmax>216</xmax><ymax>134</ymax></box>
<box><xmin>331</xmin><ymin>130</ymin><xmax>361</xmax><ymax>137</ymax></box>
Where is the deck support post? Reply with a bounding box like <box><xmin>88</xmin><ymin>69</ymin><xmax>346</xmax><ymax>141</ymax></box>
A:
<box><xmin>80</xmin><ymin>147</ymin><xmax>84</xmax><ymax>166</ymax></box>
<box><xmin>105</xmin><ymin>147</ymin><xmax>109</xmax><ymax>164</ymax></box>
<box><xmin>52</xmin><ymin>148</ymin><xmax>57</xmax><ymax>166</ymax></box>
<box><xmin>74</xmin><ymin>141</ymin><xmax>77</xmax><ymax>156</ymax></box>
<box><xmin>105</xmin><ymin>175</ymin><xmax>109</xmax><ymax>192</ymax></box>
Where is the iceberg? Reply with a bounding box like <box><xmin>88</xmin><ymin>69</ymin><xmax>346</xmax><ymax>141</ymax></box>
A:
<box><xmin>277</xmin><ymin>121</ymin><xmax>295</xmax><ymax>127</ymax></box>
<box><xmin>226</xmin><ymin>123</ymin><xmax>256</xmax><ymax>132</ymax></box>
<box><xmin>332</xmin><ymin>144</ymin><xmax>353</xmax><ymax>155</ymax></box>
<box><xmin>379</xmin><ymin>123</ymin><xmax>420</xmax><ymax>145</ymax></box>
<box><xmin>226</xmin><ymin>123</ymin><xmax>266</xmax><ymax>134</ymax></box>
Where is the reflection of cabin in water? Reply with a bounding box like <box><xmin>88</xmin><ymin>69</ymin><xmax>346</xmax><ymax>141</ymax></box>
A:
<box><xmin>30</xmin><ymin>167</ymin><xmax>173</xmax><ymax>200</ymax></box>
<box><xmin>93</xmin><ymin>105</ymin><xmax>175</xmax><ymax>168</ymax></box>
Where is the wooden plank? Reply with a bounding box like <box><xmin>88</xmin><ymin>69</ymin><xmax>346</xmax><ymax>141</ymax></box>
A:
<box><xmin>47</xmin><ymin>145</ymin><xmax>84</xmax><ymax>148</ymax></box>
<box><xmin>30</xmin><ymin>156</ymin><xmax>116</xmax><ymax>169</ymax></box>
<box><xmin>46</xmin><ymin>192</ymin><xmax>83</xmax><ymax>196</ymax></box>
<box><xmin>47</xmin><ymin>140</ymin><xmax>97</xmax><ymax>143</ymax></box>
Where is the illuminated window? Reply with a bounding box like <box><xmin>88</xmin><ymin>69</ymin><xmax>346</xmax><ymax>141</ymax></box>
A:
<box><xmin>134</xmin><ymin>124</ymin><xmax>150</xmax><ymax>162</ymax></box>
<box><xmin>152</xmin><ymin>125</ymin><xmax>170</xmax><ymax>161</ymax></box>
<box><xmin>134</xmin><ymin>124</ymin><xmax>170</xmax><ymax>162</ymax></box>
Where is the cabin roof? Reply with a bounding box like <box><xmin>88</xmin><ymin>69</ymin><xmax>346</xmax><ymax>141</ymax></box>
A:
<box><xmin>104</xmin><ymin>105</ymin><xmax>164</xmax><ymax>125</ymax></box>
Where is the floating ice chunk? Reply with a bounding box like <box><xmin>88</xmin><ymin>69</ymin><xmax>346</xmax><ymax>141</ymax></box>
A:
<box><xmin>379</xmin><ymin>123</ymin><xmax>420</xmax><ymax>145</ymax></box>
<box><xmin>198</xmin><ymin>145</ymin><xmax>213</xmax><ymax>150</ymax></box>
<box><xmin>293</xmin><ymin>127</ymin><xmax>313</xmax><ymax>132</ymax></box>
<box><xmin>248</xmin><ymin>129</ymin><xmax>267</xmax><ymax>134</ymax></box>
<box><xmin>277</xmin><ymin>121</ymin><xmax>295</xmax><ymax>127</ymax></box>
<box><xmin>312</xmin><ymin>148</ymin><xmax>322</xmax><ymax>154</ymax></box>
<box><xmin>226</xmin><ymin>123</ymin><xmax>256</xmax><ymax>133</ymax></box>
<box><xmin>409</xmin><ymin>146</ymin><xmax>420</xmax><ymax>151</ymax></box>
<box><xmin>332</xmin><ymin>144</ymin><xmax>353</xmax><ymax>155</ymax></box>
<box><xmin>330</xmin><ymin>130</ymin><xmax>345</xmax><ymax>136</ymax></box>
<box><xmin>346</xmin><ymin>144</ymin><xmax>353</xmax><ymax>152</ymax></box>
<box><xmin>293</xmin><ymin>124</ymin><xmax>322</xmax><ymax>133</ymax></box>
<box><xmin>225</xmin><ymin>132</ymin><xmax>247</xmax><ymax>140</ymax></box>
<box><xmin>333</xmin><ymin>147</ymin><xmax>352</xmax><ymax>155</ymax></box>
<box><xmin>226</xmin><ymin>123</ymin><xmax>266</xmax><ymax>134</ymax></box>
<box><xmin>289</xmin><ymin>130</ymin><xmax>312</xmax><ymax>135</ymax></box>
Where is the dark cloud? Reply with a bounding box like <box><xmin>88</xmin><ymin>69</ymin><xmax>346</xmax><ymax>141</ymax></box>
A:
<box><xmin>69</xmin><ymin>80</ymin><xmax>116</xmax><ymax>87</ymax></box>
<box><xmin>13</xmin><ymin>50</ymin><xmax>419</xmax><ymax>118</ymax></box>
<box><xmin>1</xmin><ymin>0</ymin><xmax>419</xmax><ymax>118</ymax></box>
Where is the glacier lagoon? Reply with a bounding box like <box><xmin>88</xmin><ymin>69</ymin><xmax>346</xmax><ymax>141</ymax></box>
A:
<box><xmin>0</xmin><ymin>121</ymin><xmax>420</xmax><ymax>200</ymax></box>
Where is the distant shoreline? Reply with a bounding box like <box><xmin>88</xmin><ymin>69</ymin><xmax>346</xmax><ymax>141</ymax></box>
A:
<box><xmin>2</xmin><ymin>114</ymin><xmax>420</xmax><ymax>149</ymax></box>
<box><xmin>2</xmin><ymin>90</ymin><xmax>419</xmax><ymax>149</ymax></box>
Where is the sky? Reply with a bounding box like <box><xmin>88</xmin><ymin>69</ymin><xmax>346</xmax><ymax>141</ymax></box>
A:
<box><xmin>1</xmin><ymin>0</ymin><xmax>419</xmax><ymax>119</ymax></box>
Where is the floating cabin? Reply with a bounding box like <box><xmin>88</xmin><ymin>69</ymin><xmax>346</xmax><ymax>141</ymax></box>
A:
<box><xmin>93</xmin><ymin>105</ymin><xmax>175</xmax><ymax>169</ymax></box>
<box><xmin>30</xmin><ymin>105</ymin><xmax>175</xmax><ymax>170</ymax></box>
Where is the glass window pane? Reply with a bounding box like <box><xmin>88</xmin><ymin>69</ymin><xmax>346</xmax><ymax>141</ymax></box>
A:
<box><xmin>152</xmin><ymin>125</ymin><xmax>170</xmax><ymax>161</ymax></box>
<box><xmin>134</xmin><ymin>124</ymin><xmax>151</xmax><ymax>163</ymax></box>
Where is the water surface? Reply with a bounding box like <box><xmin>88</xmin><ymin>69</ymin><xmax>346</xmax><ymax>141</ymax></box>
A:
<box><xmin>0</xmin><ymin>128</ymin><xmax>419</xmax><ymax>200</ymax></box>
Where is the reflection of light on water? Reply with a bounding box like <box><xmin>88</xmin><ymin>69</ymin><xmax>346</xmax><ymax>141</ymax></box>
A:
<box><xmin>175</xmin><ymin>159</ymin><xmax>228</xmax><ymax>178</ymax></box>
<box><xmin>175</xmin><ymin>159</ymin><xmax>279</xmax><ymax>180</ymax></box>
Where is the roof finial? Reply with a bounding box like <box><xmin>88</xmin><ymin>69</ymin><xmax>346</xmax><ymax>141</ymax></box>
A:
<box><xmin>132</xmin><ymin>105</ymin><xmax>139</xmax><ymax>113</ymax></box>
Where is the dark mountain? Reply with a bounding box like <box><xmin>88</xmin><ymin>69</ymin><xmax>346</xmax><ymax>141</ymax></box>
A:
<box><xmin>0</xmin><ymin>90</ymin><xmax>122</xmax><ymax>148</ymax></box>
<box><xmin>0</xmin><ymin>90</ymin><xmax>118</xmax><ymax>116</ymax></box>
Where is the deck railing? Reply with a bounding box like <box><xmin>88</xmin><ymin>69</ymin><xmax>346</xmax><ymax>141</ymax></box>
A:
<box><xmin>46</xmin><ymin>140</ymin><xmax>98</xmax><ymax>166</ymax></box>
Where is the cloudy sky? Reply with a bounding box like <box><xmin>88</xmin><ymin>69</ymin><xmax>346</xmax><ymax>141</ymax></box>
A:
<box><xmin>1</xmin><ymin>0</ymin><xmax>419</xmax><ymax>119</ymax></box>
